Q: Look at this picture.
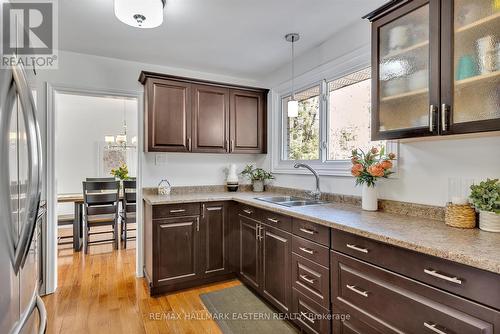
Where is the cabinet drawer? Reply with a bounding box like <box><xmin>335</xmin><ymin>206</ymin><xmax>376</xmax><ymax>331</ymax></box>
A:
<box><xmin>153</xmin><ymin>203</ymin><xmax>200</xmax><ymax>219</ymax></box>
<box><xmin>292</xmin><ymin>253</ymin><xmax>330</xmax><ymax>309</ymax></box>
<box><xmin>333</xmin><ymin>305</ymin><xmax>386</xmax><ymax>334</ymax></box>
<box><xmin>238</xmin><ymin>205</ymin><xmax>261</xmax><ymax>220</ymax></box>
<box><xmin>292</xmin><ymin>235</ymin><xmax>329</xmax><ymax>267</ymax></box>
<box><xmin>292</xmin><ymin>288</ymin><xmax>330</xmax><ymax>334</ymax></box>
<box><xmin>293</xmin><ymin>218</ymin><xmax>329</xmax><ymax>246</ymax></box>
<box><xmin>261</xmin><ymin>210</ymin><xmax>291</xmax><ymax>232</ymax></box>
<box><xmin>331</xmin><ymin>229</ymin><xmax>500</xmax><ymax>310</ymax></box>
<box><xmin>331</xmin><ymin>251</ymin><xmax>500</xmax><ymax>334</ymax></box>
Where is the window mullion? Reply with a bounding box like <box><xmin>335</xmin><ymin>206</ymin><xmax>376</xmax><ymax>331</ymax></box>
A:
<box><xmin>319</xmin><ymin>80</ymin><xmax>328</xmax><ymax>163</ymax></box>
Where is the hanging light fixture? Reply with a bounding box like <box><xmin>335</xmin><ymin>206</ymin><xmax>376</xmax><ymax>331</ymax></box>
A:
<box><xmin>115</xmin><ymin>0</ymin><xmax>167</xmax><ymax>28</ymax></box>
<box><xmin>285</xmin><ymin>33</ymin><xmax>300</xmax><ymax>118</ymax></box>
<box><xmin>105</xmin><ymin>100</ymin><xmax>137</xmax><ymax>150</ymax></box>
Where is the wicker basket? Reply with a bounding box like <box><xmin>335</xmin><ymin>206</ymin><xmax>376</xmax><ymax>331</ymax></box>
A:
<box><xmin>445</xmin><ymin>203</ymin><xmax>476</xmax><ymax>229</ymax></box>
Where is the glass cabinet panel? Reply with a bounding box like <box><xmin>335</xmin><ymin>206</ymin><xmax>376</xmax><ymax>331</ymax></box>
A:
<box><xmin>453</xmin><ymin>0</ymin><xmax>500</xmax><ymax>124</ymax></box>
<box><xmin>378</xmin><ymin>4</ymin><xmax>430</xmax><ymax>132</ymax></box>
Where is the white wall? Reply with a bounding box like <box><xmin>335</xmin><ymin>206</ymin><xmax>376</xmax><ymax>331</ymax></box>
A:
<box><xmin>262</xmin><ymin>20</ymin><xmax>500</xmax><ymax>207</ymax></box>
<box><xmin>35</xmin><ymin>50</ymin><xmax>266</xmax><ymax>192</ymax></box>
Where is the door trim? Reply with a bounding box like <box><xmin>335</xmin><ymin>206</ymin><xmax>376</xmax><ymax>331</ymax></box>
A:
<box><xmin>46</xmin><ymin>83</ymin><xmax>143</xmax><ymax>293</ymax></box>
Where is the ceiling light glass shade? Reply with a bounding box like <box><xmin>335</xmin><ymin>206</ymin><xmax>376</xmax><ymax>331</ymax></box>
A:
<box><xmin>287</xmin><ymin>99</ymin><xmax>299</xmax><ymax>118</ymax></box>
<box><xmin>116</xmin><ymin>134</ymin><xmax>127</xmax><ymax>144</ymax></box>
<box><xmin>131</xmin><ymin>136</ymin><xmax>137</xmax><ymax>144</ymax></box>
<box><xmin>114</xmin><ymin>0</ymin><xmax>165</xmax><ymax>28</ymax></box>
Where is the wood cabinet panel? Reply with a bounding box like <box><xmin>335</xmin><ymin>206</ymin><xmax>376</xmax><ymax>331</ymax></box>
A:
<box><xmin>331</xmin><ymin>229</ymin><xmax>500</xmax><ymax>310</ymax></box>
<box><xmin>192</xmin><ymin>84</ymin><xmax>229</xmax><ymax>153</ymax></box>
<box><xmin>293</xmin><ymin>218</ymin><xmax>330</xmax><ymax>246</ymax></box>
<box><xmin>292</xmin><ymin>288</ymin><xmax>331</xmax><ymax>334</ymax></box>
<box><xmin>292</xmin><ymin>235</ymin><xmax>329</xmax><ymax>267</ymax></box>
<box><xmin>145</xmin><ymin>78</ymin><xmax>191</xmax><ymax>151</ymax></box>
<box><xmin>200</xmin><ymin>202</ymin><xmax>228</xmax><ymax>276</ymax></box>
<box><xmin>230</xmin><ymin>89</ymin><xmax>266</xmax><ymax>153</ymax></box>
<box><xmin>331</xmin><ymin>251</ymin><xmax>500</xmax><ymax>334</ymax></box>
<box><xmin>261</xmin><ymin>224</ymin><xmax>292</xmax><ymax>312</ymax></box>
<box><xmin>152</xmin><ymin>203</ymin><xmax>200</xmax><ymax>219</ymax></box>
<box><xmin>292</xmin><ymin>253</ymin><xmax>330</xmax><ymax>309</ymax></box>
<box><xmin>239</xmin><ymin>214</ymin><xmax>260</xmax><ymax>290</ymax></box>
<box><xmin>155</xmin><ymin>216</ymin><xmax>200</xmax><ymax>286</ymax></box>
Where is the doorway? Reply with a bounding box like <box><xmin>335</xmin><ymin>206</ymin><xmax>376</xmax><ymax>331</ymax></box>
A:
<box><xmin>46</xmin><ymin>85</ymin><xmax>143</xmax><ymax>294</ymax></box>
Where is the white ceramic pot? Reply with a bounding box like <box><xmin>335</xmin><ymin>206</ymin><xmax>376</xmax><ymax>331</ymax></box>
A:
<box><xmin>252</xmin><ymin>180</ymin><xmax>264</xmax><ymax>192</ymax></box>
<box><xmin>362</xmin><ymin>184</ymin><xmax>378</xmax><ymax>211</ymax></box>
<box><xmin>479</xmin><ymin>211</ymin><xmax>500</xmax><ymax>232</ymax></box>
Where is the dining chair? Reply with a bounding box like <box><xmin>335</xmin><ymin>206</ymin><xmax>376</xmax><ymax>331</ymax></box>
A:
<box><xmin>120</xmin><ymin>179</ymin><xmax>136</xmax><ymax>248</ymax></box>
<box><xmin>86</xmin><ymin>177</ymin><xmax>116</xmax><ymax>182</ymax></box>
<box><xmin>82</xmin><ymin>180</ymin><xmax>120</xmax><ymax>253</ymax></box>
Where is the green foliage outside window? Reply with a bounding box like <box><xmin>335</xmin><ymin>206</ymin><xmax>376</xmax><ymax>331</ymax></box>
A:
<box><xmin>287</xmin><ymin>96</ymin><xmax>319</xmax><ymax>160</ymax></box>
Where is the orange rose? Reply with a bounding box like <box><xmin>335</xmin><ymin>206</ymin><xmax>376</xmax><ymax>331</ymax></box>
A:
<box><xmin>380</xmin><ymin>160</ymin><xmax>393</xmax><ymax>170</ymax></box>
<box><xmin>351</xmin><ymin>157</ymin><xmax>359</xmax><ymax>164</ymax></box>
<box><xmin>351</xmin><ymin>163</ymin><xmax>363</xmax><ymax>177</ymax></box>
<box><xmin>368</xmin><ymin>165</ymin><xmax>385</xmax><ymax>177</ymax></box>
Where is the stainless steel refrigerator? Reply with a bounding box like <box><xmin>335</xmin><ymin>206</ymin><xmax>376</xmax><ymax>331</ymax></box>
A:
<box><xmin>0</xmin><ymin>18</ymin><xmax>47</xmax><ymax>334</ymax></box>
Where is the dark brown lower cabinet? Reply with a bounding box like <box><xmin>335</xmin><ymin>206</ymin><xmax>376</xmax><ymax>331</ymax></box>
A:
<box><xmin>331</xmin><ymin>250</ymin><xmax>500</xmax><ymax>334</ymax></box>
<box><xmin>332</xmin><ymin>306</ymin><xmax>384</xmax><ymax>334</ymax></box>
<box><xmin>200</xmin><ymin>202</ymin><xmax>230</xmax><ymax>277</ymax></box>
<box><xmin>292</xmin><ymin>288</ymin><xmax>330</xmax><ymax>334</ymax></box>
<box><xmin>155</xmin><ymin>216</ymin><xmax>201</xmax><ymax>287</ymax></box>
<box><xmin>238</xmin><ymin>212</ymin><xmax>292</xmax><ymax>313</ymax></box>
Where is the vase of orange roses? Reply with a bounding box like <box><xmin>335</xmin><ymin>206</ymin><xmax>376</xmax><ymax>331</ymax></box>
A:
<box><xmin>351</xmin><ymin>147</ymin><xmax>396</xmax><ymax>211</ymax></box>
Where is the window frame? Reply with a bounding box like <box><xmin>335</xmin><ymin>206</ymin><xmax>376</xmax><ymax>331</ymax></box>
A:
<box><xmin>272</xmin><ymin>60</ymin><xmax>398</xmax><ymax>177</ymax></box>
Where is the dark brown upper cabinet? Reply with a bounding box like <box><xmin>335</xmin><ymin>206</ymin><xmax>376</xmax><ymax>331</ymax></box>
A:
<box><xmin>230</xmin><ymin>89</ymin><xmax>266</xmax><ymax>154</ymax></box>
<box><xmin>365</xmin><ymin>0</ymin><xmax>500</xmax><ymax>140</ymax></box>
<box><xmin>140</xmin><ymin>72</ymin><xmax>268</xmax><ymax>153</ymax></box>
<box><xmin>144</xmin><ymin>78</ymin><xmax>192</xmax><ymax>151</ymax></box>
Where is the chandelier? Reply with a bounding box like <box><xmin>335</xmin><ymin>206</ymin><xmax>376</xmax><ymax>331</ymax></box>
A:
<box><xmin>104</xmin><ymin>100</ymin><xmax>137</xmax><ymax>150</ymax></box>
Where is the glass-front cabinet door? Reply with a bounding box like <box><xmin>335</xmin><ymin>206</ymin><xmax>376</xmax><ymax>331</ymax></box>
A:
<box><xmin>441</xmin><ymin>0</ymin><xmax>500</xmax><ymax>134</ymax></box>
<box><xmin>372</xmin><ymin>0</ymin><xmax>441</xmax><ymax>140</ymax></box>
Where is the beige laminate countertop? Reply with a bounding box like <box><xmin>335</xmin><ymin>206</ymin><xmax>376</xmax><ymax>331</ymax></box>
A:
<box><xmin>143</xmin><ymin>191</ymin><xmax>500</xmax><ymax>274</ymax></box>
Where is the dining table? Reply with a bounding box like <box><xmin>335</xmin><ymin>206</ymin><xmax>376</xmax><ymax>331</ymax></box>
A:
<box><xmin>57</xmin><ymin>192</ymin><xmax>124</xmax><ymax>251</ymax></box>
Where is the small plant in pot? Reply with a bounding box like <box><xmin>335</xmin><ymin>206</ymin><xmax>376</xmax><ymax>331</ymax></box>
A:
<box><xmin>240</xmin><ymin>164</ymin><xmax>274</xmax><ymax>192</ymax></box>
<box><xmin>469</xmin><ymin>179</ymin><xmax>500</xmax><ymax>232</ymax></box>
<box><xmin>350</xmin><ymin>147</ymin><xmax>396</xmax><ymax>211</ymax></box>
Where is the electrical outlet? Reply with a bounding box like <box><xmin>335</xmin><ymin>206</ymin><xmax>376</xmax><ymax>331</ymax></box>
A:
<box><xmin>155</xmin><ymin>153</ymin><xmax>167</xmax><ymax>165</ymax></box>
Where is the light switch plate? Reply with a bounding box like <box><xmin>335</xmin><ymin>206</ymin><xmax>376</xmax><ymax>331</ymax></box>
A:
<box><xmin>155</xmin><ymin>153</ymin><xmax>167</xmax><ymax>165</ymax></box>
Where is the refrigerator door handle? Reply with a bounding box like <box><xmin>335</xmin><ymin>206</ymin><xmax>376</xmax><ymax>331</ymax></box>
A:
<box><xmin>11</xmin><ymin>61</ymin><xmax>42</xmax><ymax>272</ymax></box>
<box><xmin>9</xmin><ymin>286</ymin><xmax>47</xmax><ymax>334</ymax></box>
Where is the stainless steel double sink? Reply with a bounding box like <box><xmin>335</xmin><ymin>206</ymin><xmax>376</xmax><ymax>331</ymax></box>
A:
<box><xmin>255</xmin><ymin>196</ymin><xmax>326</xmax><ymax>207</ymax></box>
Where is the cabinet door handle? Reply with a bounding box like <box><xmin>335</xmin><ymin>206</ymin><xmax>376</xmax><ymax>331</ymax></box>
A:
<box><xmin>300</xmin><ymin>312</ymin><xmax>315</xmax><ymax>324</ymax></box>
<box><xmin>441</xmin><ymin>104</ymin><xmax>449</xmax><ymax>132</ymax></box>
<box><xmin>201</xmin><ymin>204</ymin><xmax>205</xmax><ymax>219</ymax></box>
<box><xmin>346</xmin><ymin>284</ymin><xmax>369</xmax><ymax>297</ymax></box>
<box><xmin>346</xmin><ymin>244</ymin><xmax>369</xmax><ymax>254</ymax></box>
<box><xmin>300</xmin><ymin>274</ymin><xmax>315</xmax><ymax>284</ymax></box>
<box><xmin>424</xmin><ymin>322</ymin><xmax>449</xmax><ymax>334</ymax></box>
<box><xmin>299</xmin><ymin>247</ymin><xmax>314</xmax><ymax>255</ymax></box>
<box><xmin>429</xmin><ymin>105</ymin><xmax>436</xmax><ymax>132</ymax></box>
<box><xmin>266</xmin><ymin>218</ymin><xmax>279</xmax><ymax>223</ymax></box>
<box><xmin>299</xmin><ymin>227</ymin><xmax>315</xmax><ymax>235</ymax></box>
<box><xmin>424</xmin><ymin>269</ymin><xmax>462</xmax><ymax>285</ymax></box>
<box><xmin>255</xmin><ymin>225</ymin><xmax>258</xmax><ymax>240</ymax></box>
<box><xmin>187</xmin><ymin>137</ymin><xmax>192</xmax><ymax>151</ymax></box>
<box><xmin>196</xmin><ymin>217</ymin><xmax>200</xmax><ymax>232</ymax></box>
<box><xmin>169</xmin><ymin>209</ymin><xmax>186</xmax><ymax>213</ymax></box>
<box><xmin>259</xmin><ymin>226</ymin><xmax>263</xmax><ymax>241</ymax></box>
<box><xmin>231</xmin><ymin>139</ymin><xmax>235</xmax><ymax>152</ymax></box>
<box><xmin>226</xmin><ymin>139</ymin><xmax>229</xmax><ymax>153</ymax></box>
<box><xmin>242</xmin><ymin>209</ymin><xmax>253</xmax><ymax>215</ymax></box>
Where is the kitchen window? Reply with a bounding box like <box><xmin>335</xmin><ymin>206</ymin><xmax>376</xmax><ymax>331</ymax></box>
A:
<box><xmin>277</xmin><ymin>67</ymin><xmax>396</xmax><ymax>176</ymax></box>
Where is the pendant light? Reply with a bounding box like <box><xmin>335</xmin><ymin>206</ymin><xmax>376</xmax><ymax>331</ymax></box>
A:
<box><xmin>115</xmin><ymin>0</ymin><xmax>166</xmax><ymax>28</ymax></box>
<box><xmin>285</xmin><ymin>33</ymin><xmax>300</xmax><ymax>118</ymax></box>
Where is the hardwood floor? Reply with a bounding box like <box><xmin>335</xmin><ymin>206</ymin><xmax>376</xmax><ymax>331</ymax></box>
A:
<box><xmin>43</xmin><ymin>236</ymin><xmax>240</xmax><ymax>334</ymax></box>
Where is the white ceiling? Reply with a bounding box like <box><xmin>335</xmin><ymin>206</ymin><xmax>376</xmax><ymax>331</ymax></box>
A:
<box><xmin>59</xmin><ymin>0</ymin><xmax>386</xmax><ymax>80</ymax></box>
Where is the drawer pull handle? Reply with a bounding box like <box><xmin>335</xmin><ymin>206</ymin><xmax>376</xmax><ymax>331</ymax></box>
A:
<box><xmin>424</xmin><ymin>269</ymin><xmax>462</xmax><ymax>285</ymax></box>
<box><xmin>299</xmin><ymin>228</ymin><xmax>315</xmax><ymax>235</ymax></box>
<box><xmin>169</xmin><ymin>209</ymin><xmax>186</xmax><ymax>213</ymax></box>
<box><xmin>300</xmin><ymin>312</ymin><xmax>315</xmax><ymax>324</ymax></box>
<box><xmin>424</xmin><ymin>322</ymin><xmax>449</xmax><ymax>334</ymax></box>
<box><xmin>346</xmin><ymin>284</ymin><xmax>369</xmax><ymax>297</ymax></box>
<box><xmin>267</xmin><ymin>218</ymin><xmax>279</xmax><ymax>223</ymax></box>
<box><xmin>243</xmin><ymin>209</ymin><xmax>253</xmax><ymax>215</ymax></box>
<box><xmin>299</xmin><ymin>247</ymin><xmax>314</xmax><ymax>255</ymax></box>
<box><xmin>299</xmin><ymin>274</ymin><xmax>315</xmax><ymax>284</ymax></box>
<box><xmin>346</xmin><ymin>244</ymin><xmax>369</xmax><ymax>254</ymax></box>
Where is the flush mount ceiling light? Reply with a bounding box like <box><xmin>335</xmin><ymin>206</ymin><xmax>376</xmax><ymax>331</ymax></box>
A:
<box><xmin>115</xmin><ymin>0</ymin><xmax>167</xmax><ymax>28</ymax></box>
<box><xmin>285</xmin><ymin>33</ymin><xmax>300</xmax><ymax>118</ymax></box>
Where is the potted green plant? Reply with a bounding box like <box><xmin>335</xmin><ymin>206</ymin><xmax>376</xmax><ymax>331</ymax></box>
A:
<box><xmin>111</xmin><ymin>164</ymin><xmax>129</xmax><ymax>190</ymax></box>
<box><xmin>350</xmin><ymin>147</ymin><xmax>396</xmax><ymax>211</ymax></box>
<box><xmin>469</xmin><ymin>179</ymin><xmax>500</xmax><ymax>232</ymax></box>
<box><xmin>240</xmin><ymin>164</ymin><xmax>274</xmax><ymax>192</ymax></box>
